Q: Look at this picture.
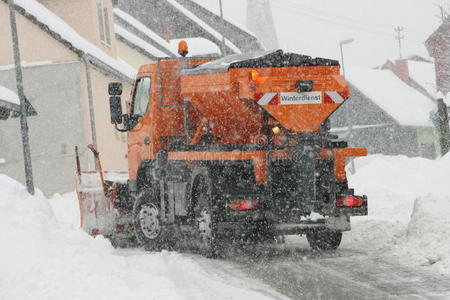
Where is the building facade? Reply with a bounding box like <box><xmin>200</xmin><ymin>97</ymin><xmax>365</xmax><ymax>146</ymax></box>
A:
<box><xmin>426</xmin><ymin>19</ymin><xmax>450</xmax><ymax>95</ymax></box>
<box><xmin>0</xmin><ymin>0</ymin><xmax>134</xmax><ymax>194</ymax></box>
<box><xmin>331</xmin><ymin>68</ymin><xmax>439</xmax><ymax>159</ymax></box>
<box><xmin>116</xmin><ymin>0</ymin><xmax>263</xmax><ymax>55</ymax></box>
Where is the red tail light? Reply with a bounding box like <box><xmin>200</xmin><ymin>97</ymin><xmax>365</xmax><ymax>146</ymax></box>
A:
<box><xmin>336</xmin><ymin>196</ymin><xmax>364</xmax><ymax>207</ymax></box>
<box><xmin>230</xmin><ymin>200</ymin><xmax>259</xmax><ymax>210</ymax></box>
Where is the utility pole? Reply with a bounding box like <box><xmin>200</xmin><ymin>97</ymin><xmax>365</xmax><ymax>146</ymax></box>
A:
<box><xmin>339</xmin><ymin>38</ymin><xmax>355</xmax><ymax>174</ymax></box>
<box><xmin>218</xmin><ymin>0</ymin><xmax>226</xmax><ymax>55</ymax></box>
<box><xmin>394</xmin><ymin>26</ymin><xmax>404</xmax><ymax>59</ymax></box>
<box><xmin>8</xmin><ymin>0</ymin><xmax>35</xmax><ymax>195</ymax></box>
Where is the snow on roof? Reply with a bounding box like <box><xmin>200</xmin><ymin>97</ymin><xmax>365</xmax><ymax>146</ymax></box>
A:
<box><xmin>13</xmin><ymin>0</ymin><xmax>136</xmax><ymax>80</ymax></box>
<box><xmin>169</xmin><ymin>38</ymin><xmax>220</xmax><ymax>56</ymax></box>
<box><xmin>0</xmin><ymin>86</ymin><xmax>19</xmax><ymax>105</ymax></box>
<box><xmin>330</xmin><ymin>123</ymin><xmax>394</xmax><ymax>132</ymax></box>
<box><xmin>0</xmin><ymin>61</ymin><xmax>53</xmax><ymax>71</ymax></box>
<box><xmin>115</xmin><ymin>25</ymin><xmax>168</xmax><ymax>58</ymax></box>
<box><xmin>113</xmin><ymin>8</ymin><xmax>177</xmax><ymax>56</ymax></box>
<box><xmin>408</xmin><ymin>61</ymin><xmax>437</xmax><ymax>97</ymax></box>
<box><xmin>347</xmin><ymin>67</ymin><xmax>436</xmax><ymax>127</ymax></box>
<box><xmin>166</xmin><ymin>0</ymin><xmax>241</xmax><ymax>54</ymax></box>
<box><xmin>189</xmin><ymin>0</ymin><xmax>256</xmax><ymax>37</ymax></box>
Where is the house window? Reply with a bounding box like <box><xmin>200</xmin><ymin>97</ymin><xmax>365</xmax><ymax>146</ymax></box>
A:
<box><xmin>97</xmin><ymin>2</ymin><xmax>111</xmax><ymax>46</ymax></box>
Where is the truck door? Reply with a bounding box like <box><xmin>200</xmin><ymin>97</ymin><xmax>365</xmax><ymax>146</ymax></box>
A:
<box><xmin>127</xmin><ymin>76</ymin><xmax>152</xmax><ymax>180</ymax></box>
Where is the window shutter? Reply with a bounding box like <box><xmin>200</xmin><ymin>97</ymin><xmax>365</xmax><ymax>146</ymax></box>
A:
<box><xmin>97</xmin><ymin>2</ymin><xmax>105</xmax><ymax>42</ymax></box>
<box><xmin>103</xmin><ymin>7</ymin><xmax>111</xmax><ymax>45</ymax></box>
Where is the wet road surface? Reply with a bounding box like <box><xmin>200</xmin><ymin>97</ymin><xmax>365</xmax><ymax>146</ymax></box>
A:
<box><xmin>222</xmin><ymin>238</ymin><xmax>450</xmax><ymax>300</ymax></box>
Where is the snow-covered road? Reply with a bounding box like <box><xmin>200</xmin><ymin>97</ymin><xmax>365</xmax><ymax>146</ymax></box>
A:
<box><xmin>227</xmin><ymin>235</ymin><xmax>450</xmax><ymax>299</ymax></box>
<box><xmin>2</xmin><ymin>154</ymin><xmax>450</xmax><ymax>299</ymax></box>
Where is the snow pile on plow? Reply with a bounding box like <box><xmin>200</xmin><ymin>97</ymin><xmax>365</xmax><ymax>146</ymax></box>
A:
<box><xmin>348</xmin><ymin>154</ymin><xmax>450</xmax><ymax>274</ymax></box>
<box><xmin>0</xmin><ymin>174</ymin><xmax>287</xmax><ymax>299</ymax></box>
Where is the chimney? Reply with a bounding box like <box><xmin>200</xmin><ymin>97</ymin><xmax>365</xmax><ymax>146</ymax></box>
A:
<box><xmin>394</xmin><ymin>59</ymin><xmax>410</xmax><ymax>83</ymax></box>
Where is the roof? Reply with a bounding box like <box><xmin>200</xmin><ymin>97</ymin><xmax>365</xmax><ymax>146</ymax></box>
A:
<box><xmin>379</xmin><ymin>57</ymin><xmax>437</xmax><ymax>100</ymax></box>
<box><xmin>114</xmin><ymin>25</ymin><xmax>168</xmax><ymax>58</ymax></box>
<box><xmin>0</xmin><ymin>86</ymin><xmax>19</xmax><ymax>106</ymax></box>
<box><xmin>408</xmin><ymin>60</ymin><xmax>437</xmax><ymax>98</ymax></box>
<box><xmin>347</xmin><ymin>67</ymin><xmax>436</xmax><ymax>127</ymax></box>
<box><xmin>0</xmin><ymin>85</ymin><xmax>36</xmax><ymax>116</ymax></box>
<box><xmin>166</xmin><ymin>0</ymin><xmax>241</xmax><ymax>54</ymax></box>
<box><xmin>113</xmin><ymin>8</ymin><xmax>177</xmax><ymax>57</ymax></box>
<box><xmin>114</xmin><ymin>10</ymin><xmax>221</xmax><ymax>58</ymax></box>
<box><xmin>4</xmin><ymin>0</ymin><xmax>136</xmax><ymax>82</ymax></box>
<box><xmin>189</xmin><ymin>0</ymin><xmax>255</xmax><ymax>37</ymax></box>
<box><xmin>116</xmin><ymin>0</ymin><xmax>262</xmax><ymax>55</ymax></box>
<box><xmin>406</xmin><ymin>55</ymin><xmax>433</xmax><ymax>63</ymax></box>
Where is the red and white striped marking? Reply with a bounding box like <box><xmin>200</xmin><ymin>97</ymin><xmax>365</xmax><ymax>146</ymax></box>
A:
<box><xmin>254</xmin><ymin>91</ymin><xmax>348</xmax><ymax>105</ymax></box>
<box><xmin>254</xmin><ymin>93</ymin><xmax>280</xmax><ymax>105</ymax></box>
<box><xmin>323</xmin><ymin>91</ymin><xmax>347</xmax><ymax>104</ymax></box>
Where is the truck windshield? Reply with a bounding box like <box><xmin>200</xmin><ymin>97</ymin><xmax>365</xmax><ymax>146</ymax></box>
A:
<box><xmin>132</xmin><ymin>77</ymin><xmax>151</xmax><ymax>117</ymax></box>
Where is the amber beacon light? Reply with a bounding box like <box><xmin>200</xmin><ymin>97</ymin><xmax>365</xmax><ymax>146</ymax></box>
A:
<box><xmin>178</xmin><ymin>40</ymin><xmax>188</xmax><ymax>57</ymax></box>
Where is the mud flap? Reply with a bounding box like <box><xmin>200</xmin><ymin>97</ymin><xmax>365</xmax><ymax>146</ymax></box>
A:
<box><xmin>325</xmin><ymin>215</ymin><xmax>351</xmax><ymax>231</ymax></box>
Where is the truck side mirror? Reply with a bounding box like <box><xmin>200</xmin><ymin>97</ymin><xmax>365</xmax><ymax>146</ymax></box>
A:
<box><xmin>109</xmin><ymin>96</ymin><xmax>123</xmax><ymax>124</ymax></box>
<box><xmin>108</xmin><ymin>82</ymin><xmax>123</xmax><ymax>96</ymax></box>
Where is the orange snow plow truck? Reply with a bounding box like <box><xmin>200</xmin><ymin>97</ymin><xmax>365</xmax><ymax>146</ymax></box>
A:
<box><xmin>76</xmin><ymin>48</ymin><xmax>367</xmax><ymax>256</ymax></box>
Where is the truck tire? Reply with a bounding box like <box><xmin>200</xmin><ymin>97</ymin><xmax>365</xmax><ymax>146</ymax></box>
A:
<box><xmin>109</xmin><ymin>235</ymin><xmax>137</xmax><ymax>248</ymax></box>
<box><xmin>133</xmin><ymin>188</ymin><xmax>172</xmax><ymax>251</ymax></box>
<box><xmin>192</xmin><ymin>169</ymin><xmax>221</xmax><ymax>258</ymax></box>
<box><xmin>306</xmin><ymin>230</ymin><xmax>342</xmax><ymax>251</ymax></box>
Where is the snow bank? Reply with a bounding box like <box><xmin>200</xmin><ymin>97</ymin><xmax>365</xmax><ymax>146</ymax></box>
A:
<box><xmin>347</xmin><ymin>154</ymin><xmax>450</xmax><ymax>274</ymax></box>
<box><xmin>350</xmin><ymin>154</ymin><xmax>450</xmax><ymax>222</ymax></box>
<box><xmin>403</xmin><ymin>196</ymin><xmax>450</xmax><ymax>272</ymax></box>
<box><xmin>0</xmin><ymin>175</ymin><xmax>285</xmax><ymax>300</ymax></box>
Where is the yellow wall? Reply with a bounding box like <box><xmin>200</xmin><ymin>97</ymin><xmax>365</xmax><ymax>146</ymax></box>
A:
<box><xmin>39</xmin><ymin>0</ymin><xmax>117</xmax><ymax>58</ymax></box>
<box><xmin>116</xmin><ymin>40</ymin><xmax>152</xmax><ymax>69</ymax></box>
<box><xmin>0</xmin><ymin>3</ymin><xmax>77</xmax><ymax>65</ymax></box>
<box><xmin>81</xmin><ymin>67</ymin><xmax>131</xmax><ymax>171</ymax></box>
<box><xmin>417</xmin><ymin>127</ymin><xmax>440</xmax><ymax>158</ymax></box>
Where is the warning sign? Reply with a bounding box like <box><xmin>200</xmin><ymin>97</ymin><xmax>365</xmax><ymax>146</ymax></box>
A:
<box><xmin>280</xmin><ymin>92</ymin><xmax>322</xmax><ymax>105</ymax></box>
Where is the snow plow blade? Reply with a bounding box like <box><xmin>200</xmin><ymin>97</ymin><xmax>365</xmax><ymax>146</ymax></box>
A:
<box><xmin>75</xmin><ymin>171</ymin><xmax>129</xmax><ymax>236</ymax></box>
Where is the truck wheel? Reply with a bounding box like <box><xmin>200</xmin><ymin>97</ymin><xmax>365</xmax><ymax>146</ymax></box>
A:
<box><xmin>133</xmin><ymin>189</ymin><xmax>172</xmax><ymax>251</ymax></box>
<box><xmin>192</xmin><ymin>173</ymin><xmax>220</xmax><ymax>258</ymax></box>
<box><xmin>306</xmin><ymin>230</ymin><xmax>342</xmax><ymax>251</ymax></box>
